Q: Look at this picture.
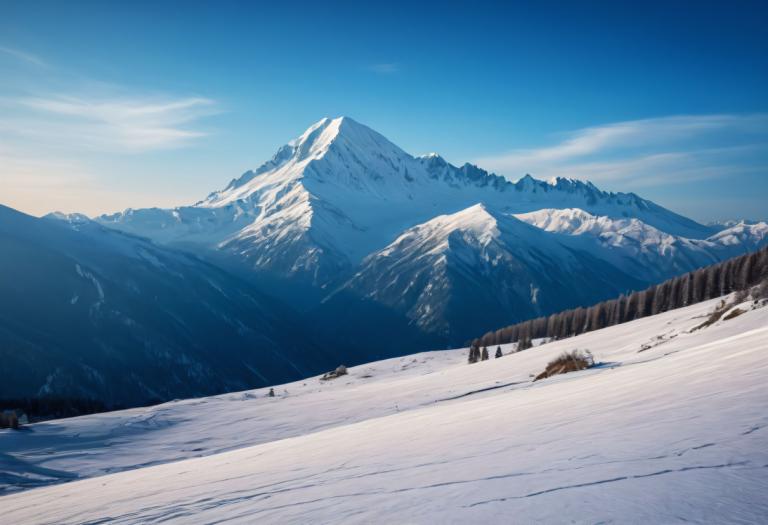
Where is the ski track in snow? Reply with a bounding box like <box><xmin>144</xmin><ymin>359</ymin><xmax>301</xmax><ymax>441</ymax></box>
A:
<box><xmin>1</xmin><ymin>296</ymin><xmax>768</xmax><ymax>523</ymax></box>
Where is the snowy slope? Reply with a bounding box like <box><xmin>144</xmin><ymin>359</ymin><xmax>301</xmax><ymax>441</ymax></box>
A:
<box><xmin>0</xmin><ymin>204</ymin><xmax>332</xmax><ymax>406</ymax></box>
<box><xmin>706</xmin><ymin>220</ymin><xmax>768</xmax><ymax>250</ymax></box>
<box><xmin>338</xmin><ymin>204</ymin><xmax>642</xmax><ymax>339</ymax></box>
<box><xmin>2</xmin><ymin>295</ymin><xmax>767</xmax><ymax>523</ymax></box>
<box><xmin>516</xmin><ymin>208</ymin><xmax>768</xmax><ymax>282</ymax></box>
<box><xmin>96</xmin><ymin>117</ymin><xmax>716</xmax><ymax>286</ymax></box>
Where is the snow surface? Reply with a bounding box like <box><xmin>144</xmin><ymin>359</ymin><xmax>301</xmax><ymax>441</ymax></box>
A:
<box><xmin>2</xmin><ymin>296</ymin><xmax>768</xmax><ymax>523</ymax></box>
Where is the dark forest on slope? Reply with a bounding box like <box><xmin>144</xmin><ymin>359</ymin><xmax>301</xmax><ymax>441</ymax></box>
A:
<box><xmin>474</xmin><ymin>246</ymin><xmax>768</xmax><ymax>349</ymax></box>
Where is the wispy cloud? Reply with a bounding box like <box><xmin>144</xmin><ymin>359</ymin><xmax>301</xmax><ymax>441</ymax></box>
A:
<box><xmin>3</xmin><ymin>95</ymin><xmax>217</xmax><ymax>152</ymax></box>
<box><xmin>0</xmin><ymin>46</ymin><xmax>47</xmax><ymax>67</ymax></box>
<box><xmin>475</xmin><ymin>114</ymin><xmax>768</xmax><ymax>187</ymax></box>
<box><xmin>366</xmin><ymin>63</ymin><xmax>399</xmax><ymax>74</ymax></box>
<box><xmin>0</xmin><ymin>47</ymin><xmax>220</xmax><ymax>216</ymax></box>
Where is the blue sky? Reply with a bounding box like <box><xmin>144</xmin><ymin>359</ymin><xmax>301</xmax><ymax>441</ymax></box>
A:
<box><xmin>1</xmin><ymin>0</ymin><xmax>766</xmax><ymax>222</ymax></box>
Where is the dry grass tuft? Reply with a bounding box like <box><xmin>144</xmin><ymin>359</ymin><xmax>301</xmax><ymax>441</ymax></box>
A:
<box><xmin>693</xmin><ymin>300</ymin><xmax>729</xmax><ymax>331</ymax></box>
<box><xmin>723</xmin><ymin>308</ymin><xmax>746</xmax><ymax>321</ymax></box>
<box><xmin>534</xmin><ymin>350</ymin><xmax>594</xmax><ymax>382</ymax></box>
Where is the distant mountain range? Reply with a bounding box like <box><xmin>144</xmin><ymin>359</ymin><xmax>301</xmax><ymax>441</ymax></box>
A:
<box><xmin>92</xmin><ymin>117</ymin><xmax>768</xmax><ymax>342</ymax></box>
<box><xmin>0</xmin><ymin>205</ymin><xmax>336</xmax><ymax>406</ymax></box>
<box><xmin>2</xmin><ymin>117</ymin><xmax>766</xmax><ymax>405</ymax></box>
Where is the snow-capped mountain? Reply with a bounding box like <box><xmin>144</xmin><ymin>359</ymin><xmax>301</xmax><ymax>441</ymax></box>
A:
<box><xmin>337</xmin><ymin>204</ymin><xmax>642</xmax><ymax>340</ymax></box>
<box><xmin>97</xmin><ymin>117</ymin><xmax>713</xmax><ymax>285</ymax></box>
<box><xmin>707</xmin><ymin>218</ymin><xmax>766</xmax><ymax>231</ymax></box>
<box><xmin>515</xmin><ymin>208</ymin><xmax>768</xmax><ymax>282</ymax></box>
<box><xmin>0</xmin><ymin>204</ymin><xmax>333</xmax><ymax>406</ymax></box>
<box><xmin>706</xmin><ymin>220</ymin><xmax>768</xmax><ymax>250</ymax></box>
<box><xmin>93</xmin><ymin>117</ymin><xmax>768</xmax><ymax>343</ymax></box>
<box><xmin>341</xmin><ymin>206</ymin><xmax>767</xmax><ymax>339</ymax></box>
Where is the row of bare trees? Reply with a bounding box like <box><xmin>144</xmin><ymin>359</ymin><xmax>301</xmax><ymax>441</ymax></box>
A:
<box><xmin>473</xmin><ymin>246</ymin><xmax>768</xmax><ymax>348</ymax></box>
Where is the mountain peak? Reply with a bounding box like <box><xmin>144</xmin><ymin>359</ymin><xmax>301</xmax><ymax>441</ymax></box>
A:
<box><xmin>294</xmin><ymin>116</ymin><xmax>370</xmax><ymax>143</ymax></box>
<box><xmin>44</xmin><ymin>211</ymin><xmax>92</xmax><ymax>225</ymax></box>
<box><xmin>287</xmin><ymin>116</ymin><xmax>400</xmax><ymax>164</ymax></box>
<box><xmin>412</xmin><ymin>203</ymin><xmax>503</xmax><ymax>242</ymax></box>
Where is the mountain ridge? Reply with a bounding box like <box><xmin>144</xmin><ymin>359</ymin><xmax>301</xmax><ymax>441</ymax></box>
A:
<box><xmin>96</xmin><ymin>117</ymin><xmax>716</xmax><ymax>277</ymax></box>
<box><xmin>86</xmin><ymin>117</ymin><xmax>768</xmax><ymax>343</ymax></box>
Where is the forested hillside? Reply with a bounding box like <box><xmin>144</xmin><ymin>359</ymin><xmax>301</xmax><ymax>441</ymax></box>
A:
<box><xmin>475</xmin><ymin>246</ymin><xmax>768</xmax><ymax>348</ymax></box>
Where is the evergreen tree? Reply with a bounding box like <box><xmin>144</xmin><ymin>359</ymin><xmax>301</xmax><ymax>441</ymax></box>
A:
<box><xmin>495</xmin><ymin>346</ymin><xmax>503</xmax><ymax>358</ymax></box>
<box><xmin>468</xmin><ymin>344</ymin><xmax>480</xmax><ymax>364</ymax></box>
<box><xmin>481</xmin><ymin>346</ymin><xmax>489</xmax><ymax>361</ymax></box>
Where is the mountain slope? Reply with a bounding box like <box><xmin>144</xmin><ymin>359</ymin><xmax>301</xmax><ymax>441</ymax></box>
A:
<box><xmin>0</xmin><ymin>205</ymin><xmax>333</xmax><ymax>406</ymax></box>
<box><xmin>336</xmin><ymin>206</ymin><xmax>768</xmax><ymax>343</ymax></box>
<box><xmin>515</xmin><ymin>208</ymin><xmax>768</xmax><ymax>282</ymax></box>
<box><xmin>2</xmin><ymin>295</ymin><xmax>766</xmax><ymax>522</ymax></box>
<box><xmin>337</xmin><ymin>204</ymin><xmax>644</xmax><ymax>341</ymax></box>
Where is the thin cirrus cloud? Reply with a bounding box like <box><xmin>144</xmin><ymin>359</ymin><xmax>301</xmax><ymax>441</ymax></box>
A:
<box><xmin>0</xmin><ymin>93</ymin><xmax>218</xmax><ymax>216</ymax></box>
<box><xmin>475</xmin><ymin>114</ymin><xmax>768</xmax><ymax>187</ymax></box>
<box><xmin>4</xmin><ymin>95</ymin><xmax>218</xmax><ymax>152</ymax></box>
<box><xmin>0</xmin><ymin>46</ymin><xmax>220</xmax><ymax>216</ymax></box>
<box><xmin>366</xmin><ymin>63</ymin><xmax>399</xmax><ymax>74</ymax></box>
<box><xmin>0</xmin><ymin>45</ymin><xmax>47</xmax><ymax>67</ymax></box>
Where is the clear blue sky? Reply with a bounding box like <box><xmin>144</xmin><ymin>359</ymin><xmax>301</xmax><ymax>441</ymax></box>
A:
<box><xmin>1</xmin><ymin>0</ymin><xmax>766</xmax><ymax>222</ymax></box>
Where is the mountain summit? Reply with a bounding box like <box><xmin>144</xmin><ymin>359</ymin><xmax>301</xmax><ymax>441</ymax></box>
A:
<box><xmin>204</xmin><ymin>117</ymin><xmax>406</xmax><ymax>207</ymax></box>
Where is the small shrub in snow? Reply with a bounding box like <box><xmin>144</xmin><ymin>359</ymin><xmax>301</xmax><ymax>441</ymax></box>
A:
<box><xmin>0</xmin><ymin>410</ymin><xmax>20</xmax><ymax>429</ymax></box>
<box><xmin>723</xmin><ymin>308</ymin><xmax>745</xmax><ymax>321</ymax></box>
<box><xmin>321</xmin><ymin>365</ymin><xmax>348</xmax><ymax>381</ymax></box>
<box><xmin>534</xmin><ymin>350</ymin><xmax>594</xmax><ymax>382</ymax></box>
<box><xmin>693</xmin><ymin>300</ymin><xmax>729</xmax><ymax>331</ymax></box>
